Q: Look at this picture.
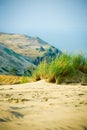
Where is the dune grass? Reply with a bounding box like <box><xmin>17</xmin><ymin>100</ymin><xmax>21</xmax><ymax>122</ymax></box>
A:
<box><xmin>0</xmin><ymin>53</ymin><xmax>87</xmax><ymax>85</ymax></box>
<box><xmin>0</xmin><ymin>75</ymin><xmax>21</xmax><ymax>85</ymax></box>
<box><xmin>32</xmin><ymin>60</ymin><xmax>49</xmax><ymax>81</ymax></box>
<box><xmin>32</xmin><ymin>53</ymin><xmax>87</xmax><ymax>84</ymax></box>
<box><xmin>0</xmin><ymin>75</ymin><xmax>32</xmax><ymax>85</ymax></box>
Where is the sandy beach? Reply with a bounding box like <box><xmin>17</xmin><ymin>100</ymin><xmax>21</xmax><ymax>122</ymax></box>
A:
<box><xmin>0</xmin><ymin>80</ymin><xmax>87</xmax><ymax>130</ymax></box>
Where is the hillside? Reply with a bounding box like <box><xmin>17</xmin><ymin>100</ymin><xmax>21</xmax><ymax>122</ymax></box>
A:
<box><xmin>0</xmin><ymin>43</ymin><xmax>34</xmax><ymax>75</ymax></box>
<box><xmin>0</xmin><ymin>33</ymin><xmax>61</xmax><ymax>65</ymax></box>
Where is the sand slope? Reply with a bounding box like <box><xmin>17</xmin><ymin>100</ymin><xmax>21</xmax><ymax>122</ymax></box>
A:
<box><xmin>0</xmin><ymin>80</ymin><xmax>87</xmax><ymax>130</ymax></box>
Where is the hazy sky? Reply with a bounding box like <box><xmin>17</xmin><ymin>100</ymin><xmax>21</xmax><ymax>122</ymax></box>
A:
<box><xmin>0</xmin><ymin>0</ymin><xmax>87</xmax><ymax>54</ymax></box>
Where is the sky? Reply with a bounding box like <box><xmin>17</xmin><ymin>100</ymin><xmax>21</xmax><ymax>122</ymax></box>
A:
<box><xmin>0</xmin><ymin>0</ymin><xmax>87</xmax><ymax>54</ymax></box>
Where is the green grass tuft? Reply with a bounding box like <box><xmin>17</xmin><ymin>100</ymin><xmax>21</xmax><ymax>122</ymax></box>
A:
<box><xmin>32</xmin><ymin>61</ymin><xmax>49</xmax><ymax>81</ymax></box>
<box><xmin>32</xmin><ymin>53</ymin><xmax>87</xmax><ymax>84</ymax></box>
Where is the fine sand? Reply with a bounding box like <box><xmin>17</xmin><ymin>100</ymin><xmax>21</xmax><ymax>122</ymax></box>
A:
<box><xmin>0</xmin><ymin>80</ymin><xmax>87</xmax><ymax>130</ymax></box>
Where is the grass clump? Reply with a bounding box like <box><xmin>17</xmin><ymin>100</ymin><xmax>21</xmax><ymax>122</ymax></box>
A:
<box><xmin>48</xmin><ymin>54</ymin><xmax>74</xmax><ymax>83</ymax></box>
<box><xmin>32</xmin><ymin>61</ymin><xmax>49</xmax><ymax>81</ymax></box>
<box><xmin>32</xmin><ymin>53</ymin><xmax>87</xmax><ymax>84</ymax></box>
<box><xmin>72</xmin><ymin>54</ymin><xmax>87</xmax><ymax>74</ymax></box>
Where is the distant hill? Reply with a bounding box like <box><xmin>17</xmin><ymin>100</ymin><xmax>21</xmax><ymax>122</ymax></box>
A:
<box><xmin>0</xmin><ymin>43</ymin><xmax>34</xmax><ymax>75</ymax></box>
<box><xmin>0</xmin><ymin>33</ymin><xmax>61</xmax><ymax>64</ymax></box>
<box><xmin>0</xmin><ymin>33</ymin><xmax>61</xmax><ymax>75</ymax></box>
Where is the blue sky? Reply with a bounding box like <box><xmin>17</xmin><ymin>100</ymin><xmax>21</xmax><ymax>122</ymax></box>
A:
<box><xmin>0</xmin><ymin>0</ymin><xmax>87</xmax><ymax>54</ymax></box>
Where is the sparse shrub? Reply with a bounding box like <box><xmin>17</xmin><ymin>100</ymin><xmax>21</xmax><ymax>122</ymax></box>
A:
<box><xmin>39</xmin><ymin>46</ymin><xmax>45</xmax><ymax>51</ymax></box>
<box><xmin>24</xmin><ymin>65</ymin><xmax>35</xmax><ymax>76</ymax></box>
<box><xmin>9</xmin><ymin>67</ymin><xmax>18</xmax><ymax>75</ymax></box>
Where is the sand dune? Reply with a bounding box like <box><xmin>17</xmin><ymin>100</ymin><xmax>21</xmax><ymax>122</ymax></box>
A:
<box><xmin>0</xmin><ymin>80</ymin><xmax>87</xmax><ymax>130</ymax></box>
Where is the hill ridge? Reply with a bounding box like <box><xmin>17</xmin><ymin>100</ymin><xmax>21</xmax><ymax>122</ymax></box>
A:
<box><xmin>0</xmin><ymin>33</ymin><xmax>61</xmax><ymax>75</ymax></box>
